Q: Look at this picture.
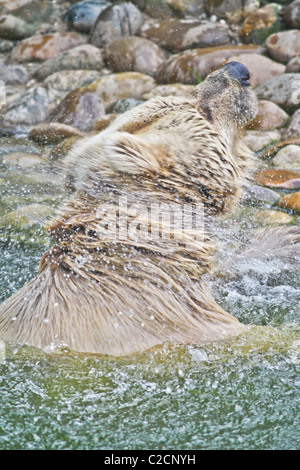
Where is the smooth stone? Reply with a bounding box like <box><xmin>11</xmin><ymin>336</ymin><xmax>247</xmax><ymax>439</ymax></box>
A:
<box><xmin>283</xmin><ymin>0</ymin><xmax>300</xmax><ymax>28</ymax></box>
<box><xmin>46</xmin><ymin>88</ymin><xmax>105</xmax><ymax>132</ymax></box>
<box><xmin>63</xmin><ymin>1</ymin><xmax>111</xmax><ymax>33</ymax></box>
<box><xmin>284</xmin><ymin>109</ymin><xmax>300</xmax><ymax>139</ymax></box>
<box><xmin>0</xmin><ymin>14</ymin><xmax>37</xmax><ymax>40</ymax></box>
<box><xmin>255</xmin><ymin>73</ymin><xmax>300</xmax><ymax>113</ymax></box>
<box><xmin>2</xmin><ymin>152</ymin><xmax>45</xmax><ymax>168</ymax></box>
<box><xmin>44</xmin><ymin>70</ymin><xmax>103</xmax><ymax>93</ymax></box>
<box><xmin>89</xmin><ymin>2</ymin><xmax>144</xmax><ymax>48</ymax></box>
<box><xmin>271</xmin><ymin>145</ymin><xmax>300</xmax><ymax>169</ymax></box>
<box><xmin>105</xmin><ymin>36</ymin><xmax>165</xmax><ymax>76</ymax></box>
<box><xmin>254</xmin><ymin>168</ymin><xmax>300</xmax><ymax>187</ymax></box>
<box><xmin>240</xmin><ymin>3</ymin><xmax>282</xmax><ymax>44</ymax></box>
<box><xmin>9</xmin><ymin>32</ymin><xmax>86</xmax><ymax>63</ymax></box>
<box><xmin>261</xmin><ymin>137</ymin><xmax>300</xmax><ymax>159</ymax></box>
<box><xmin>242</xmin><ymin>184</ymin><xmax>281</xmax><ymax>206</ymax></box>
<box><xmin>140</xmin><ymin>18</ymin><xmax>230</xmax><ymax>52</ymax></box>
<box><xmin>155</xmin><ymin>45</ymin><xmax>263</xmax><ymax>84</ymax></box>
<box><xmin>33</xmin><ymin>44</ymin><xmax>104</xmax><ymax>81</ymax></box>
<box><xmin>204</xmin><ymin>0</ymin><xmax>259</xmax><ymax>22</ymax></box>
<box><xmin>85</xmin><ymin>72</ymin><xmax>156</xmax><ymax>109</ymax></box>
<box><xmin>247</xmin><ymin>100</ymin><xmax>289</xmax><ymax>131</ymax></box>
<box><xmin>277</xmin><ymin>192</ymin><xmax>300</xmax><ymax>213</ymax></box>
<box><xmin>11</xmin><ymin>0</ymin><xmax>55</xmax><ymax>24</ymax></box>
<box><xmin>130</xmin><ymin>0</ymin><xmax>176</xmax><ymax>18</ymax></box>
<box><xmin>142</xmin><ymin>83</ymin><xmax>194</xmax><ymax>99</ymax></box>
<box><xmin>0</xmin><ymin>203</ymin><xmax>54</xmax><ymax>230</ymax></box>
<box><xmin>3</xmin><ymin>84</ymin><xmax>64</xmax><ymax>125</ymax></box>
<box><xmin>244</xmin><ymin>130</ymin><xmax>281</xmax><ymax>152</ymax></box>
<box><xmin>286</xmin><ymin>55</ymin><xmax>300</xmax><ymax>72</ymax></box>
<box><xmin>163</xmin><ymin>0</ymin><xmax>206</xmax><ymax>16</ymax></box>
<box><xmin>29</xmin><ymin>123</ymin><xmax>85</xmax><ymax>145</ymax></box>
<box><xmin>266</xmin><ymin>30</ymin><xmax>300</xmax><ymax>63</ymax></box>
<box><xmin>0</xmin><ymin>58</ymin><xmax>28</xmax><ymax>84</ymax></box>
<box><xmin>223</xmin><ymin>53</ymin><xmax>286</xmax><ymax>88</ymax></box>
<box><xmin>253</xmin><ymin>209</ymin><xmax>294</xmax><ymax>225</ymax></box>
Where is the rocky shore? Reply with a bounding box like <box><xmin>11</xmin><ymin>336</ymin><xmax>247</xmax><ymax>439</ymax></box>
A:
<box><xmin>0</xmin><ymin>0</ymin><xmax>299</xmax><ymax>242</ymax></box>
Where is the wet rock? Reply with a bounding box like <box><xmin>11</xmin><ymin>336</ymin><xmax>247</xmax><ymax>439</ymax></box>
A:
<box><xmin>255</xmin><ymin>73</ymin><xmax>300</xmax><ymax>113</ymax></box>
<box><xmin>84</xmin><ymin>72</ymin><xmax>156</xmax><ymax>109</ymax></box>
<box><xmin>284</xmin><ymin>109</ymin><xmax>300</xmax><ymax>139</ymax></box>
<box><xmin>277</xmin><ymin>192</ymin><xmax>300</xmax><ymax>213</ymax></box>
<box><xmin>261</xmin><ymin>137</ymin><xmax>300</xmax><ymax>159</ymax></box>
<box><xmin>44</xmin><ymin>70</ymin><xmax>103</xmax><ymax>94</ymax></box>
<box><xmin>105</xmin><ymin>36</ymin><xmax>165</xmax><ymax>76</ymax></box>
<box><xmin>271</xmin><ymin>145</ymin><xmax>300</xmax><ymax>169</ymax></box>
<box><xmin>266</xmin><ymin>30</ymin><xmax>300</xmax><ymax>64</ymax></box>
<box><xmin>254</xmin><ymin>168</ymin><xmax>300</xmax><ymax>188</ymax></box>
<box><xmin>164</xmin><ymin>0</ymin><xmax>206</xmax><ymax>16</ymax></box>
<box><xmin>3</xmin><ymin>84</ymin><xmax>63</xmax><ymax>125</ymax></box>
<box><xmin>254</xmin><ymin>209</ymin><xmax>294</xmax><ymax>225</ymax></box>
<box><xmin>283</xmin><ymin>0</ymin><xmax>300</xmax><ymax>29</ymax></box>
<box><xmin>130</xmin><ymin>0</ymin><xmax>176</xmax><ymax>19</ymax></box>
<box><xmin>286</xmin><ymin>55</ymin><xmax>300</xmax><ymax>73</ymax></box>
<box><xmin>204</xmin><ymin>0</ymin><xmax>260</xmax><ymax>23</ymax></box>
<box><xmin>90</xmin><ymin>2</ymin><xmax>144</xmax><ymax>48</ymax></box>
<box><xmin>240</xmin><ymin>3</ymin><xmax>282</xmax><ymax>44</ymax></box>
<box><xmin>142</xmin><ymin>83</ymin><xmax>194</xmax><ymax>99</ymax></box>
<box><xmin>11</xmin><ymin>0</ymin><xmax>56</xmax><ymax>24</ymax></box>
<box><xmin>247</xmin><ymin>100</ymin><xmax>289</xmax><ymax>131</ymax></box>
<box><xmin>0</xmin><ymin>14</ymin><xmax>37</xmax><ymax>40</ymax></box>
<box><xmin>244</xmin><ymin>130</ymin><xmax>281</xmax><ymax>152</ymax></box>
<box><xmin>0</xmin><ymin>58</ymin><xmax>28</xmax><ymax>84</ymax></box>
<box><xmin>33</xmin><ymin>44</ymin><xmax>104</xmax><ymax>81</ymax></box>
<box><xmin>47</xmin><ymin>87</ymin><xmax>105</xmax><ymax>132</ymax></box>
<box><xmin>242</xmin><ymin>183</ymin><xmax>281</xmax><ymax>206</ymax></box>
<box><xmin>2</xmin><ymin>152</ymin><xmax>45</xmax><ymax>168</ymax></box>
<box><xmin>29</xmin><ymin>123</ymin><xmax>85</xmax><ymax>145</ymax></box>
<box><xmin>155</xmin><ymin>45</ymin><xmax>263</xmax><ymax>84</ymax></box>
<box><xmin>223</xmin><ymin>53</ymin><xmax>285</xmax><ymax>88</ymax></box>
<box><xmin>63</xmin><ymin>1</ymin><xmax>111</xmax><ymax>33</ymax></box>
<box><xmin>0</xmin><ymin>203</ymin><xmax>54</xmax><ymax>231</ymax></box>
<box><xmin>140</xmin><ymin>18</ymin><xmax>230</xmax><ymax>53</ymax></box>
<box><xmin>9</xmin><ymin>32</ymin><xmax>86</xmax><ymax>63</ymax></box>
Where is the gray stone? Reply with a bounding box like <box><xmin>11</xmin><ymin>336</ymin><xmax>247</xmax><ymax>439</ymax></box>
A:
<box><xmin>63</xmin><ymin>1</ymin><xmax>111</xmax><ymax>33</ymax></box>
<box><xmin>271</xmin><ymin>144</ymin><xmax>300</xmax><ymax>169</ymax></box>
<box><xmin>283</xmin><ymin>0</ymin><xmax>300</xmax><ymax>28</ymax></box>
<box><xmin>242</xmin><ymin>184</ymin><xmax>281</xmax><ymax>207</ymax></box>
<box><xmin>284</xmin><ymin>109</ymin><xmax>300</xmax><ymax>139</ymax></box>
<box><xmin>255</xmin><ymin>73</ymin><xmax>300</xmax><ymax>113</ymax></box>
<box><xmin>0</xmin><ymin>59</ymin><xmax>28</xmax><ymax>84</ymax></box>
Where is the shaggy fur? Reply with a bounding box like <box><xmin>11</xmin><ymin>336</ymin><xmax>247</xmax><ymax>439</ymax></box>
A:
<box><xmin>0</xmin><ymin>62</ymin><xmax>259</xmax><ymax>356</ymax></box>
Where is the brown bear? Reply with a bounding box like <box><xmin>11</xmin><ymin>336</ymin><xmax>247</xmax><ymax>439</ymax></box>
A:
<box><xmin>0</xmin><ymin>62</ymin><xmax>259</xmax><ymax>356</ymax></box>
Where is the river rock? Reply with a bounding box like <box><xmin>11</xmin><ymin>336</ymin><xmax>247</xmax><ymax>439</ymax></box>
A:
<box><xmin>0</xmin><ymin>203</ymin><xmax>54</xmax><ymax>231</ymax></box>
<box><xmin>204</xmin><ymin>0</ymin><xmax>260</xmax><ymax>23</ymax></box>
<box><xmin>247</xmin><ymin>100</ymin><xmax>289</xmax><ymax>131</ymax></box>
<box><xmin>155</xmin><ymin>45</ymin><xmax>263</xmax><ymax>84</ymax></box>
<box><xmin>140</xmin><ymin>18</ymin><xmax>230</xmax><ymax>52</ymax></box>
<box><xmin>2</xmin><ymin>151</ymin><xmax>45</xmax><ymax>168</ymax></box>
<box><xmin>254</xmin><ymin>209</ymin><xmax>294</xmax><ymax>225</ymax></box>
<box><xmin>46</xmin><ymin>87</ymin><xmax>105</xmax><ymax>132</ymax></box>
<box><xmin>0</xmin><ymin>58</ymin><xmax>28</xmax><ymax>84</ymax></box>
<box><xmin>33</xmin><ymin>44</ymin><xmax>104</xmax><ymax>81</ymax></box>
<box><xmin>242</xmin><ymin>183</ymin><xmax>281</xmax><ymax>206</ymax></box>
<box><xmin>254</xmin><ymin>168</ymin><xmax>300</xmax><ymax>188</ymax></box>
<box><xmin>244</xmin><ymin>130</ymin><xmax>281</xmax><ymax>151</ymax></box>
<box><xmin>277</xmin><ymin>192</ymin><xmax>300</xmax><ymax>213</ymax></box>
<box><xmin>271</xmin><ymin>145</ymin><xmax>300</xmax><ymax>169</ymax></box>
<box><xmin>284</xmin><ymin>109</ymin><xmax>300</xmax><ymax>139</ymax></box>
<box><xmin>266</xmin><ymin>30</ymin><xmax>300</xmax><ymax>63</ymax></box>
<box><xmin>223</xmin><ymin>53</ymin><xmax>285</xmax><ymax>88</ymax></box>
<box><xmin>255</xmin><ymin>73</ymin><xmax>300</xmax><ymax>113</ymax></box>
<box><xmin>89</xmin><ymin>2</ymin><xmax>144</xmax><ymax>48</ymax></box>
<box><xmin>9</xmin><ymin>32</ymin><xmax>86</xmax><ymax>63</ymax></box>
<box><xmin>130</xmin><ymin>0</ymin><xmax>176</xmax><ymax>18</ymax></box>
<box><xmin>44</xmin><ymin>70</ymin><xmax>103</xmax><ymax>94</ymax></box>
<box><xmin>0</xmin><ymin>14</ymin><xmax>37</xmax><ymax>40</ymax></box>
<box><xmin>240</xmin><ymin>3</ymin><xmax>282</xmax><ymax>44</ymax></box>
<box><xmin>105</xmin><ymin>36</ymin><xmax>165</xmax><ymax>76</ymax></box>
<box><xmin>286</xmin><ymin>56</ymin><xmax>300</xmax><ymax>73</ymax></box>
<box><xmin>63</xmin><ymin>1</ymin><xmax>111</xmax><ymax>33</ymax></box>
<box><xmin>10</xmin><ymin>0</ymin><xmax>56</xmax><ymax>24</ymax></box>
<box><xmin>29</xmin><ymin>122</ymin><xmax>85</xmax><ymax>145</ymax></box>
<box><xmin>283</xmin><ymin>0</ymin><xmax>300</xmax><ymax>28</ymax></box>
<box><xmin>142</xmin><ymin>83</ymin><xmax>194</xmax><ymax>99</ymax></box>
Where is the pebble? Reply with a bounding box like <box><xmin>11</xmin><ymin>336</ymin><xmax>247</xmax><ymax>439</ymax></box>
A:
<box><xmin>247</xmin><ymin>100</ymin><xmax>288</xmax><ymax>131</ymax></box>
<box><xmin>240</xmin><ymin>3</ymin><xmax>282</xmax><ymax>45</ymax></box>
<box><xmin>277</xmin><ymin>192</ymin><xmax>300</xmax><ymax>213</ymax></box>
<box><xmin>155</xmin><ymin>45</ymin><xmax>263</xmax><ymax>84</ymax></box>
<box><xmin>266</xmin><ymin>30</ymin><xmax>300</xmax><ymax>64</ymax></box>
<box><xmin>33</xmin><ymin>44</ymin><xmax>104</xmax><ymax>81</ymax></box>
<box><xmin>244</xmin><ymin>130</ymin><xmax>281</xmax><ymax>152</ymax></box>
<box><xmin>2</xmin><ymin>152</ymin><xmax>45</xmax><ymax>168</ymax></box>
<box><xmin>254</xmin><ymin>168</ymin><xmax>300</xmax><ymax>188</ymax></box>
<box><xmin>242</xmin><ymin>183</ymin><xmax>281</xmax><ymax>207</ymax></box>
<box><xmin>140</xmin><ymin>18</ymin><xmax>230</xmax><ymax>52</ymax></box>
<box><xmin>286</xmin><ymin>55</ymin><xmax>300</xmax><ymax>73</ymax></box>
<box><xmin>254</xmin><ymin>209</ymin><xmax>294</xmax><ymax>225</ymax></box>
<box><xmin>0</xmin><ymin>14</ymin><xmax>37</xmax><ymax>40</ymax></box>
<box><xmin>255</xmin><ymin>73</ymin><xmax>300</xmax><ymax>113</ymax></box>
<box><xmin>224</xmin><ymin>53</ymin><xmax>286</xmax><ymax>87</ymax></box>
<box><xmin>284</xmin><ymin>109</ymin><xmax>300</xmax><ymax>140</ymax></box>
<box><xmin>89</xmin><ymin>2</ymin><xmax>144</xmax><ymax>48</ymax></box>
<box><xmin>63</xmin><ymin>1</ymin><xmax>111</xmax><ymax>33</ymax></box>
<box><xmin>9</xmin><ymin>32</ymin><xmax>86</xmax><ymax>63</ymax></box>
<box><xmin>0</xmin><ymin>58</ymin><xmax>28</xmax><ymax>84</ymax></box>
<box><xmin>271</xmin><ymin>145</ymin><xmax>300</xmax><ymax>170</ymax></box>
<box><xmin>44</xmin><ymin>70</ymin><xmax>104</xmax><ymax>94</ymax></box>
<box><xmin>0</xmin><ymin>203</ymin><xmax>54</xmax><ymax>231</ymax></box>
<box><xmin>204</xmin><ymin>0</ymin><xmax>259</xmax><ymax>23</ymax></box>
<box><xmin>104</xmin><ymin>36</ymin><xmax>165</xmax><ymax>76</ymax></box>
<box><xmin>283</xmin><ymin>0</ymin><xmax>300</xmax><ymax>29</ymax></box>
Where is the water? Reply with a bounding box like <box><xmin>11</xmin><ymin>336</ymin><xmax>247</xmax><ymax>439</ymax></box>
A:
<box><xmin>0</xmin><ymin>143</ymin><xmax>299</xmax><ymax>450</ymax></box>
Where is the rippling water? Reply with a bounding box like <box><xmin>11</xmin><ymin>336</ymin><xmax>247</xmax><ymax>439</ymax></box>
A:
<box><xmin>0</xmin><ymin>150</ymin><xmax>299</xmax><ymax>450</ymax></box>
